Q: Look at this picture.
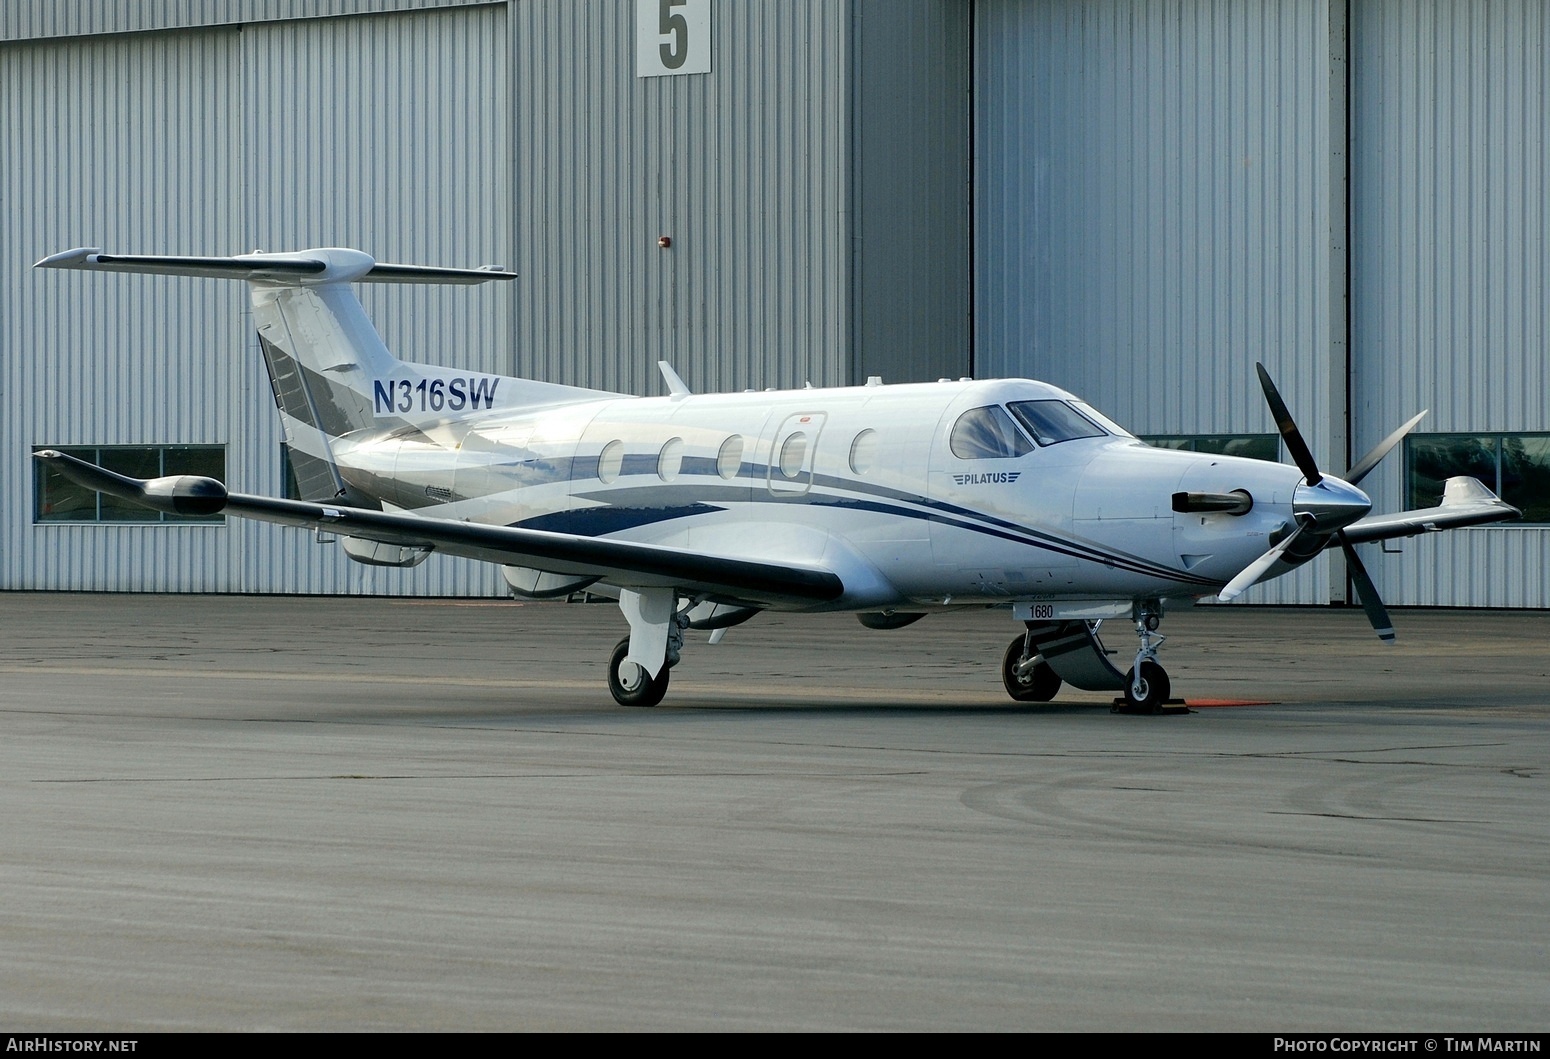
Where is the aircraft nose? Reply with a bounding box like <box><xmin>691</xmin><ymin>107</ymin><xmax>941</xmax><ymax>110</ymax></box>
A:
<box><xmin>1292</xmin><ymin>475</ymin><xmax>1371</xmax><ymax>533</ymax></box>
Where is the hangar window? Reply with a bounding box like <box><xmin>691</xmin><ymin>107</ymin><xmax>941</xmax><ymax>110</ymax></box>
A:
<box><xmin>1406</xmin><ymin>433</ymin><xmax>1550</xmax><ymax>523</ymax></box>
<box><xmin>1008</xmin><ymin>401</ymin><xmax>1105</xmax><ymax>447</ymax></box>
<box><xmin>1143</xmin><ymin>434</ymin><xmax>1281</xmax><ymax>462</ymax></box>
<box><xmin>949</xmin><ymin>406</ymin><xmax>1033</xmax><ymax>460</ymax></box>
<box><xmin>33</xmin><ymin>445</ymin><xmax>226</xmax><ymax>524</ymax></box>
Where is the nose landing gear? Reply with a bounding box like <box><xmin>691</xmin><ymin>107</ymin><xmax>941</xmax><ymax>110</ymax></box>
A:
<box><xmin>1120</xmin><ymin>600</ymin><xmax>1172</xmax><ymax>713</ymax></box>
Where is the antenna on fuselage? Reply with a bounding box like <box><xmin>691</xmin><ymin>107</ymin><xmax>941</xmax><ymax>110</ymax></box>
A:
<box><xmin>658</xmin><ymin>361</ymin><xmax>691</xmax><ymax>397</ymax></box>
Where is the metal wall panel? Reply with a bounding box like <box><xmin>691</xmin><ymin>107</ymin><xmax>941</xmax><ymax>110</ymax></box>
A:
<box><xmin>512</xmin><ymin>0</ymin><xmax>852</xmax><ymax>397</ymax></box>
<box><xmin>1350</xmin><ymin>0</ymin><xmax>1550</xmax><ymax>607</ymax></box>
<box><xmin>851</xmin><ymin>0</ymin><xmax>972</xmax><ymax>385</ymax></box>
<box><xmin>974</xmin><ymin>0</ymin><xmax>1339</xmax><ymax>604</ymax></box>
<box><xmin>1</xmin><ymin>0</ymin><xmax>495</xmax><ymax>43</ymax></box>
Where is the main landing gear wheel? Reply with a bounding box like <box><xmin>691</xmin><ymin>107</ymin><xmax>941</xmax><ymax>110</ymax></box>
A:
<box><xmin>608</xmin><ymin>636</ymin><xmax>669</xmax><ymax>708</ymax></box>
<box><xmin>1122</xmin><ymin>660</ymin><xmax>1170</xmax><ymax>714</ymax></box>
<box><xmin>1001</xmin><ymin>635</ymin><xmax>1062</xmax><ymax>702</ymax></box>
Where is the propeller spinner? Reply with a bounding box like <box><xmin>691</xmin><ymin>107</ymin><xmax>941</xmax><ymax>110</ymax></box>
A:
<box><xmin>1216</xmin><ymin>364</ymin><xmax>1426</xmax><ymax>643</ymax></box>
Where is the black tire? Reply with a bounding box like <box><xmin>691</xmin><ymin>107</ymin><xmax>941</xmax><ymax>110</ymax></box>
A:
<box><xmin>1123</xmin><ymin>660</ymin><xmax>1170</xmax><ymax>713</ymax></box>
<box><xmin>608</xmin><ymin>637</ymin><xmax>669</xmax><ymax>708</ymax></box>
<box><xmin>1001</xmin><ymin>635</ymin><xmax>1062</xmax><ymax>702</ymax></box>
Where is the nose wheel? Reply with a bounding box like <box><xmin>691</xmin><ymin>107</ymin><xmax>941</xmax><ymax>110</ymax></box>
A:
<box><xmin>1121</xmin><ymin>659</ymin><xmax>1170</xmax><ymax>713</ymax></box>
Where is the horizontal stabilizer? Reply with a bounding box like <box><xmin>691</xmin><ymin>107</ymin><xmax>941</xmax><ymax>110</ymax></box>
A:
<box><xmin>34</xmin><ymin>247</ymin><xmax>516</xmax><ymax>286</ymax></box>
<box><xmin>34</xmin><ymin>450</ymin><xmax>843</xmax><ymax>609</ymax></box>
<box><xmin>1341</xmin><ymin>476</ymin><xmax>1521</xmax><ymax>544</ymax></box>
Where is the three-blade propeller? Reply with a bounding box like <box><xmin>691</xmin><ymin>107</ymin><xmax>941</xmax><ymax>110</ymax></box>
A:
<box><xmin>1217</xmin><ymin>364</ymin><xmax>1426</xmax><ymax>643</ymax></box>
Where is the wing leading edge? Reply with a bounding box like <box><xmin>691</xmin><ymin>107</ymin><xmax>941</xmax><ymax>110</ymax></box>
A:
<box><xmin>34</xmin><ymin>450</ymin><xmax>843</xmax><ymax>608</ymax></box>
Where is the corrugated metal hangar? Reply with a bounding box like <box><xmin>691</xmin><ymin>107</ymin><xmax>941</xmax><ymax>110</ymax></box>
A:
<box><xmin>3</xmin><ymin>0</ymin><xmax>1545</xmax><ymax>605</ymax></box>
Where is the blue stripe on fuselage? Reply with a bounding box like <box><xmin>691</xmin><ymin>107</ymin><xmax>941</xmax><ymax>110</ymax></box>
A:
<box><xmin>442</xmin><ymin>446</ymin><xmax>1216</xmax><ymax>587</ymax></box>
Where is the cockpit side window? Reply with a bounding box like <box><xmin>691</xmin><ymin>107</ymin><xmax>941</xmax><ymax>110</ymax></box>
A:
<box><xmin>949</xmin><ymin>405</ymin><xmax>1034</xmax><ymax>460</ymax></box>
<box><xmin>1008</xmin><ymin>400</ymin><xmax>1107</xmax><ymax>446</ymax></box>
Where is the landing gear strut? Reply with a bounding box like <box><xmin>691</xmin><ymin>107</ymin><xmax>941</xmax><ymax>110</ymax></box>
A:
<box><xmin>607</xmin><ymin>594</ymin><xmax>690</xmax><ymax>708</ymax></box>
<box><xmin>1120</xmin><ymin>600</ymin><xmax>1171</xmax><ymax>713</ymax></box>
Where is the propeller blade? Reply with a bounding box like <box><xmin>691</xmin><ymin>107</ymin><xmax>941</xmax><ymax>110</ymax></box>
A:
<box><xmin>1344</xmin><ymin>410</ymin><xmax>1428</xmax><ymax>486</ymax></box>
<box><xmin>1217</xmin><ymin>520</ymin><xmax>1310</xmax><ymax>603</ymax></box>
<box><xmin>1338</xmin><ymin>532</ymin><xmax>1395</xmax><ymax>643</ymax></box>
<box><xmin>1255</xmin><ymin>362</ymin><xmax>1322</xmax><ymax>486</ymax></box>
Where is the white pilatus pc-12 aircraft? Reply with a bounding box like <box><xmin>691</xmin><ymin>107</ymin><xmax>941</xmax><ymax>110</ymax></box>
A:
<box><xmin>34</xmin><ymin>247</ymin><xmax>1520</xmax><ymax>711</ymax></box>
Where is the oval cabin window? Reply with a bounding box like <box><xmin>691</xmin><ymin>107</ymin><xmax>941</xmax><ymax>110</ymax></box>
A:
<box><xmin>717</xmin><ymin>435</ymin><xmax>744</xmax><ymax>480</ymax></box>
<box><xmin>658</xmin><ymin>437</ymin><xmax>685</xmax><ymax>482</ymax></box>
<box><xmin>779</xmin><ymin>432</ymin><xmax>808</xmax><ymax>478</ymax></box>
<box><xmin>597</xmin><ymin>440</ymin><xmax>624</xmax><ymax>483</ymax></box>
<box><xmin>849</xmin><ymin>429</ymin><xmax>879</xmax><ymax>475</ymax></box>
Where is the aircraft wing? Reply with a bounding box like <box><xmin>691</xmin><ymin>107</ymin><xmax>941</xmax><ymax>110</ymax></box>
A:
<box><xmin>34</xmin><ymin>450</ymin><xmax>844</xmax><ymax>608</ymax></box>
<box><xmin>1340</xmin><ymin>476</ymin><xmax>1521</xmax><ymax>544</ymax></box>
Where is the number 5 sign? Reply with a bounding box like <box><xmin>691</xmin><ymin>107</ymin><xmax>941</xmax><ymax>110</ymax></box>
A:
<box><xmin>637</xmin><ymin>0</ymin><xmax>711</xmax><ymax>77</ymax></box>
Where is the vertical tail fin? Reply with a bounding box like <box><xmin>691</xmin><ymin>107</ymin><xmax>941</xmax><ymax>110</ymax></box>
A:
<box><xmin>251</xmin><ymin>279</ymin><xmax>398</xmax><ymax>500</ymax></box>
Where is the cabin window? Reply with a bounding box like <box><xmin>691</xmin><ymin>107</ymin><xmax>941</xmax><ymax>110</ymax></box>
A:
<box><xmin>1007</xmin><ymin>401</ymin><xmax>1105</xmax><ymax>447</ymax></box>
<box><xmin>779</xmin><ymin>432</ymin><xmax>808</xmax><ymax>478</ymax></box>
<box><xmin>849</xmin><ymin>429</ymin><xmax>879</xmax><ymax>475</ymax></box>
<box><xmin>658</xmin><ymin>437</ymin><xmax>685</xmax><ymax>482</ymax></box>
<box><xmin>949</xmin><ymin>406</ymin><xmax>1033</xmax><ymax>460</ymax></box>
<box><xmin>717</xmin><ymin>435</ymin><xmax>744</xmax><ymax>479</ymax></box>
<box><xmin>33</xmin><ymin>445</ymin><xmax>226</xmax><ymax>524</ymax></box>
<box><xmin>597</xmin><ymin>440</ymin><xmax>624</xmax><ymax>483</ymax></box>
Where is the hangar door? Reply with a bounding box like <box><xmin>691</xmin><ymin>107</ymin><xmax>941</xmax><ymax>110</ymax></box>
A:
<box><xmin>973</xmin><ymin>0</ymin><xmax>1340</xmax><ymax>606</ymax></box>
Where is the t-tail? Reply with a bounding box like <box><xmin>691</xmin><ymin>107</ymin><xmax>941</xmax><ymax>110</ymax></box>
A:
<box><xmin>33</xmin><ymin>247</ymin><xmax>615</xmax><ymax>502</ymax></box>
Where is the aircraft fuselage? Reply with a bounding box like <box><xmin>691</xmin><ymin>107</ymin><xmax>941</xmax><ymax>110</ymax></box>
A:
<box><xmin>332</xmin><ymin>376</ymin><xmax>1312</xmax><ymax>615</ymax></box>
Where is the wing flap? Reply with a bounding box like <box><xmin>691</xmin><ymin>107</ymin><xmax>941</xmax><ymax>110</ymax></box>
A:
<box><xmin>34</xmin><ymin>450</ymin><xmax>842</xmax><ymax>607</ymax></box>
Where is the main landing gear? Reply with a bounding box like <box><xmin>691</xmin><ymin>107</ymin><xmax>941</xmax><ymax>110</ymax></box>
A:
<box><xmin>1001</xmin><ymin>630</ymin><xmax>1063</xmax><ymax>701</ymax></box>
<box><xmin>605</xmin><ymin>590</ymin><xmax>759</xmax><ymax>707</ymax></box>
<box><xmin>607</xmin><ymin>595</ymin><xmax>688</xmax><ymax>708</ymax></box>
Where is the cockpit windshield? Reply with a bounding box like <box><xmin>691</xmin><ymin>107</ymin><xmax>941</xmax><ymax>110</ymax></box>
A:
<box><xmin>1069</xmin><ymin>400</ymin><xmax>1134</xmax><ymax>439</ymax></box>
<box><xmin>1007</xmin><ymin>400</ymin><xmax>1107</xmax><ymax>446</ymax></box>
